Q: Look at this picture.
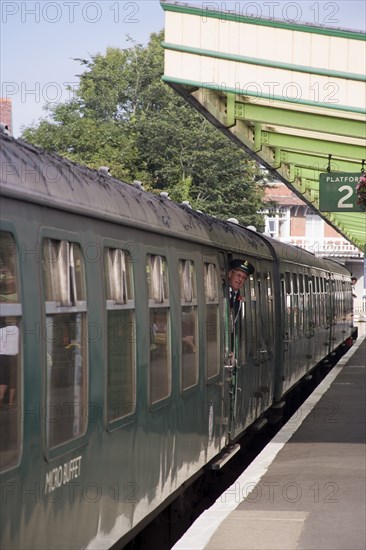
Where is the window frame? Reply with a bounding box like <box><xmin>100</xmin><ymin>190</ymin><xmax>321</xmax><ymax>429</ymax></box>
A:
<box><xmin>40</xmin><ymin>230</ymin><xmax>88</xmax><ymax>458</ymax></box>
<box><xmin>204</xmin><ymin>261</ymin><xmax>220</xmax><ymax>381</ymax></box>
<box><xmin>146</xmin><ymin>253</ymin><xmax>172</xmax><ymax>409</ymax></box>
<box><xmin>103</xmin><ymin>243</ymin><xmax>137</xmax><ymax>429</ymax></box>
<box><xmin>179</xmin><ymin>258</ymin><xmax>199</xmax><ymax>393</ymax></box>
<box><xmin>0</xmin><ymin>227</ymin><xmax>23</xmax><ymax>473</ymax></box>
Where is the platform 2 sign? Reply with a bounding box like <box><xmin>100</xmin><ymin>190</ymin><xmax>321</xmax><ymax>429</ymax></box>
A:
<box><xmin>319</xmin><ymin>173</ymin><xmax>363</xmax><ymax>212</ymax></box>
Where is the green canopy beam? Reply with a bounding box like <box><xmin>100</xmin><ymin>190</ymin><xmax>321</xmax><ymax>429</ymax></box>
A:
<box><xmin>231</xmin><ymin>101</ymin><xmax>365</xmax><ymax>139</ymax></box>
<box><xmin>275</xmin><ymin>150</ymin><xmax>361</xmax><ymax>172</ymax></box>
<box><xmin>260</xmin><ymin>130</ymin><xmax>365</xmax><ymax>159</ymax></box>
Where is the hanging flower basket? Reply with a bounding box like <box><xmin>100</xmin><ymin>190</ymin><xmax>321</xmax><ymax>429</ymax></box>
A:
<box><xmin>356</xmin><ymin>174</ymin><xmax>366</xmax><ymax>210</ymax></box>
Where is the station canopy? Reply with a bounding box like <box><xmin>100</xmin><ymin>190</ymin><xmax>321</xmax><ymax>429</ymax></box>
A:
<box><xmin>161</xmin><ymin>1</ymin><xmax>366</xmax><ymax>252</ymax></box>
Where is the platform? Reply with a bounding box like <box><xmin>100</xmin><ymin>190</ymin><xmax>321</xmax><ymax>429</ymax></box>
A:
<box><xmin>173</xmin><ymin>326</ymin><xmax>366</xmax><ymax>550</ymax></box>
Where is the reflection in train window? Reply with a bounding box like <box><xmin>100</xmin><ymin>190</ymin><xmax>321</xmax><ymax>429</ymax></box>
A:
<box><xmin>104</xmin><ymin>248</ymin><xmax>135</xmax><ymax>422</ymax></box>
<box><xmin>42</xmin><ymin>239</ymin><xmax>87</xmax><ymax>449</ymax></box>
<box><xmin>179</xmin><ymin>260</ymin><xmax>198</xmax><ymax>390</ymax></box>
<box><xmin>204</xmin><ymin>263</ymin><xmax>219</xmax><ymax>379</ymax></box>
<box><xmin>0</xmin><ymin>231</ymin><xmax>22</xmax><ymax>471</ymax></box>
<box><xmin>147</xmin><ymin>255</ymin><xmax>171</xmax><ymax>404</ymax></box>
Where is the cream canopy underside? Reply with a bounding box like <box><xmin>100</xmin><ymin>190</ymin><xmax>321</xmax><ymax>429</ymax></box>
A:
<box><xmin>161</xmin><ymin>1</ymin><xmax>366</xmax><ymax>252</ymax></box>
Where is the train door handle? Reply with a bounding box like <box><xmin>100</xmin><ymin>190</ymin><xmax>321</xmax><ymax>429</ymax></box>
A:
<box><xmin>224</xmin><ymin>365</ymin><xmax>234</xmax><ymax>371</ymax></box>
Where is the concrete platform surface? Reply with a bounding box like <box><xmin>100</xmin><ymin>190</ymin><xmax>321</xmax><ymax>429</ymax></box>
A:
<box><xmin>174</xmin><ymin>331</ymin><xmax>366</xmax><ymax>550</ymax></box>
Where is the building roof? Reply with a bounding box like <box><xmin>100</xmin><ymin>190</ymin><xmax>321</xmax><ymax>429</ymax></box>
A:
<box><xmin>264</xmin><ymin>183</ymin><xmax>306</xmax><ymax>206</ymax></box>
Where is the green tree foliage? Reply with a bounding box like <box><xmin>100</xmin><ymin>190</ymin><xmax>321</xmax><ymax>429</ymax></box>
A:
<box><xmin>22</xmin><ymin>31</ymin><xmax>265</xmax><ymax>229</ymax></box>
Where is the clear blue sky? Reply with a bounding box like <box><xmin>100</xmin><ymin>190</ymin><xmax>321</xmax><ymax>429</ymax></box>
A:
<box><xmin>1</xmin><ymin>0</ymin><xmax>365</xmax><ymax>137</ymax></box>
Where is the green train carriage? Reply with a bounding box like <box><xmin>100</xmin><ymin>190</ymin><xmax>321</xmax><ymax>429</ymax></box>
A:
<box><xmin>0</xmin><ymin>134</ymin><xmax>354</xmax><ymax>549</ymax></box>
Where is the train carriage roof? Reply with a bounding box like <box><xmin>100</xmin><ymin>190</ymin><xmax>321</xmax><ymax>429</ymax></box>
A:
<box><xmin>265</xmin><ymin>235</ymin><xmax>351</xmax><ymax>275</ymax></box>
<box><xmin>0</xmin><ymin>135</ymin><xmax>352</xmax><ymax>278</ymax></box>
<box><xmin>0</xmin><ymin>134</ymin><xmax>271</xmax><ymax>259</ymax></box>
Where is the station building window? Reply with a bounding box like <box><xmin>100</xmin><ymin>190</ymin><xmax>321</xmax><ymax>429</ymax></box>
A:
<box><xmin>0</xmin><ymin>231</ymin><xmax>22</xmax><ymax>471</ymax></box>
<box><xmin>204</xmin><ymin>263</ymin><xmax>220</xmax><ymax>379</ymax></box>
<box><xmin>42</xmin><ymin>239</ymin><xmax>87</xmax><ymax>449</ymax></box>
<box><xmin>147</xmin><ymin>255</ymin><xmax>171</xmax><ymax>404</ymax></box>
<box><xmin>104</xmin><ymin>248</ymin><xmax>135</xmax><ymax>422</ymax></box>
<box><xmin>179</xmin><ymin>260</ymin><xmax>198</xmax><ymax>390</ymax></box>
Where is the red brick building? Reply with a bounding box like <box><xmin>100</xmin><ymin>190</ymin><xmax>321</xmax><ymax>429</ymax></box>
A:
<box><xmin>0</xmin><ymin>99</ymin><xmax>13</xmax><ymax>134</ymax></box>
<box><xmin>261</xmin><ymin>182</ymin><xmax>364</xmax><ymax>309</ymax></box>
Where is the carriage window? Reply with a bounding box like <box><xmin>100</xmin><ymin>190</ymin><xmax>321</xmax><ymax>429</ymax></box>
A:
<box><xmin>250</xmin><ymin>274</ymin><xmax>258</xmax><ymax>356</ymax></box>
<box><xmin>285</xmin><ymin>272</ymin><xmax>292</xmax><ymax>339</ymax></box>
<box><xmin>299</xmin><ymin>274</ymin><xmax>304</xmax><ymax>294</ymax></box>
<box><xmin>310</xmin><ymin>275</ymin><xmax>319</xmax><ymax>326</ymax></box>
<box><xmin>317</xmin><ymin>277</ymin><xmax>323</xmax><ymax>324</ymax></box>
<box><xmin>0</xmin><ymin>232</ymin><xmax>22</xmax><ymax>471</ymax></box>
<box><xmin>298</xmin><ymin>274</ymin><xmax>304</xmax><ymax>332</ymax></box>
<box><xmin>204</xmin><ymin>263</ymin><xmax>220</xmax><ymax>379</ymax></box>
<box><xmin>311</xmin><ymin>275</ymin><xmax>316</xmax><ymax>292</ymax></box>
<box><xmin>292</xmin><ymin>273</ymin><xmax>299</xmax><ymax>338</ymax></box>
<box><xmin>239</xmin><ymin>289</ymin><xmax>248</xmax><ymax>363</ymax></box>
<box><xmin>42</xmin><ymin>239</ymin><xmax>87</xmax><ymax>449</ymax></box>
<box><xmin>104</xmin><ymin>248</ymin><xmax>135</xmax><ymax>422</ymax></box>
<box><xmin>341</xmin><ymin>280</ymin><xmax>346</xmax><ymax>317</ymax></box>
<box><xmin>147</xmin><ymin>255</ymin><xmax>171</xmax><ymax>404</ymax></box>
<box><xmin>266</xmin><ymin>272</ymin><xmax>274</xmax><ymax>345</ymax></box>
<box><xmin>336</xmin><ymin>280</ymin><xmax>341</xmax><ymax>318</ymax></box>
<box><xmin>238</xmin><ymin>274</ymin><xmax>250</xmax><ymax>364</ymax></box>
<box><xmin>179</xmin><ymin>260</ymin><xmax>198</xmax><ymax>390</ymax></box>
<box><xmin>292</xmin><ymin>273</ymin><xmax>298</xmax><ymax>294</ymax></box>
<box><xmin>320</xmin><ymin>277</ymin><xmax>326</xmax><ymax>324</ymax></box>
<box><xmin>331</xmin><ymin>279</ymin><xmax>336</xmax><ymax>319</ymax></box>
<box><xmin>285</xmin><ymin>272</ymin><xmax>292</xmax><ymax>294</ymax></box>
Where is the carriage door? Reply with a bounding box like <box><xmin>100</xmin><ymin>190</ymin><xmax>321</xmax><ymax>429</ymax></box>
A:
<box><xmin>325</xmin><ymin>276</ymin><xmax>332</xmax><ymax>352</ymax></box>
<box><xmin>220</xmin><ymin>259</ymin><xmax>236</xmax><ymax>445</ymax></box>
<box><xmin>203</xmin><ymin>260</ymin><xmax>226</xmax><ymax>450</ymax></box>
<box><xmin>281</xmin><ymin>271</ymin><xmax>295</xmax><ymax>392</ymax></box>
<box><xmin>254</xmin><ymin>268</ymin><xmax>274</xmax><ymax>415</ymax></box>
